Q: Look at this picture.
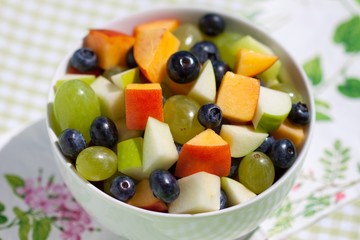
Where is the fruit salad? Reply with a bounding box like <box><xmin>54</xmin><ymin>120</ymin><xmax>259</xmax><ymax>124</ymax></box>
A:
<box><xmin>51</xmin><ymin>12</ymin><xmax>310</xmax><ymax>214</ymax></box>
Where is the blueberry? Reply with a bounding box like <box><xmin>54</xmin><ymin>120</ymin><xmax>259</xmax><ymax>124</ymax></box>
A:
<box><xmin>190</xmin><ymin>41</ymin><xmax>220</xmax><ymax>64</ymax></box>
<box><xmin>220</xmin><ymin>189</ymin><xmax>228</xmax><ymax>210</ymax></box>
<box><xmin>228</xmin><ymin>157</ymin><xmax>241</xmax><ymax>179</ymax></box>
<box><xmin>256</xmin><ymin>135</ymin><xmax>275</xmax><ymax>153</ymax></box>
<box><xmin>167</xmin><ymin>51</ymin><xmax>200</xmax><ymax>84</ymax></box>
<box><xmin>212</xmin><ymin>60</ymin><xmax>230</xmax><ymax>89</ymax></box>
<box><xmin>287</xmin><ymin>102</ymin><xmax>310</xmax><ymax>125</ymax></box>
<box><xmin>110</xmin><ymin>176</ymin><xmax>136</xmax><ymax>202</ymax></box>
<box><xmin>58</xmin><ymin>128</ymin><xmax>86</xmax><ymax>160</ymax></box>
<box><xmin>149</xmin><ymin>169</ymin><xmax>180</xmax><ymax>203</ymax></box>
<box><xmin>199</xmin><ymin>13</ymin><xmax>226</xmax><ymax>36</ymax></box>
<box><xmin>90</xmin><ymin>116</ymin><xmax>118</xmax><ymax>149</ymax></box>
<box><xmin>70</xmin><ymin>47</ymin><xmax>97</xmax><ymax>72</ymax></box>
<box><xmin>269</xmin><ymin>139</ymin><xmax>297</xmax><ymax>169</ymax></box>
<box><xmin>126</xmin><ymin>46</ymin><xmax>137</xmax><ymax>68</ymax></box>
<box><xmin>198</xmin><ymin>103</ymin><xmax>222</xmax><ymax>130</ymax></box>
<box><xmin>175</xmin><ymin>142</ymin><xmax>183</xmax><ymax>154</ymax></box>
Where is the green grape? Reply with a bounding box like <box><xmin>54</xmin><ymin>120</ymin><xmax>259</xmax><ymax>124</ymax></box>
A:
<box><xmin>173</xmin><ymin>23</ymin><xmax>203</xmax><ymax>51</ymax></box>
<box><xmin>238</xmin><ymin>151</ymin><xmax>275</xmax><ymax>194</ymax></box>
<box><xmin>210</xmin><ymin>31</ymin><xmax>243</xmax><ymax>67</ymax></box>
<box><xmin>163</xmin><ymin>95</ymin><xmax>204</xmax><ymax>144</ymax></box>
<box><xmin>270</xmin><ymin>83</ymin><xmax>303</xmax><ymax>103</ymax></box>
<box><xmin>76</xmin><ymin>146</ymin><xmax>117</xmax><ymax>181</ymax></box>
<box><xmin>54</xmin><ymin>80</ymin><xmax>101</xmax><ymax>143</ymax></box>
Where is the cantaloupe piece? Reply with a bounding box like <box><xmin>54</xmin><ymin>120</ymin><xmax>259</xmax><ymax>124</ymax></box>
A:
<box><xmin>125</xmin><ymin>83</ymin><xmax>163</xmax><ymax>130</ymax></box>
<box><xmin>134</xmin><ymin>28</ymin><xmax>180</xmax><ymax>83</ymax></box>
<box><xmin>175</xmin><ymin>129</ymin><xmax>231</xmax><ymax>178</ymax></box>
<box><xmin>134</xmin><ymin>19</ymin><xmax>180</xmax><ymax>36</ymax></box>
<box><xmin>271</xmin><ymin>119</ymin><xmax>305</xmax><ymax>149</ymax></box>
<box><xmin>234</xmin><ymin>48</ymin><xmax>279</xmax><ymax>77</ymax></box>
<box><xmin>84</xmin><ymin>29</ymin><xmax>135</xmax><ymax>69</ymax></box>
<box><xmin>216</xmin><ymin>72</ymin><xmax>260</xmax><ymax>123</ymax></box>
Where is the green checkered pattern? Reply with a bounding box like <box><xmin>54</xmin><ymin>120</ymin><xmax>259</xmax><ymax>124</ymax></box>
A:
<box><xmin>1</xmin><ymin>0</ymin><xmax>359</xmax><ymax>239</ymax></box>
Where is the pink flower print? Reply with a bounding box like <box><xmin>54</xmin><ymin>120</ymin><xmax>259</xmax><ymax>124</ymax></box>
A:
<box><xmin>292</xmin><ymin>182</ymin><xmax>301</xmax><ymax>192</ymax></box>
<box><xmin>335</xmin><ymin>192</ymin><xmax>346</xmax><ymax>203</ymax></box>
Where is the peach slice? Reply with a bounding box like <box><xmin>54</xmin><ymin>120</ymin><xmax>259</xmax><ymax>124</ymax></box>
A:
<box><xmin>134</xmin><ymin>19</ymin><xmax>180</xmax><ymax>36</ymax></box>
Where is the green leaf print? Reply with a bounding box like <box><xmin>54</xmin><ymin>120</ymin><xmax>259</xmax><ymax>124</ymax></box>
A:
<box><xmin>338</xmin><ymin>77</ymin><xmax>360</xmax><ymax>98</ymax></box>
<box><xmin>334</xmin><ymin>16</ymin><xmax>360</xmax><ymax>52</ymax></box>
<box><xmin>32</xmin><ymin>218</ymin><xmax>51</xmax><ymax>240</ymax></box>
<box><xmin>304</xmin><ymin>195</ymin><xmax>331</xmax><ymax>217</ymax></box>
<box><xmin>14</xmin><ymin>207</ymin><xmax>30</xmax><ymax>240</ymax></box>
<box><xmin>0</xmin><ymin>202</ymin><xmax>5</xmax><ymax>212</ymax></box>
<box><xmin>303</xmin><ymin>56</ymin><xmax>323</xmax><ymax>86</ymax></box>
<box><xmin>269</xmin><ymin>199</ymin><xmax>294</xmax><ymax>235</ymax></box>
<box><xmin>0</xmin><ymin>215</ymin><xmax>8</xmax><ymax>225</ymax></box>
<box><xmin>320</xmin><ymin>139</ymin><xmax>351</xmax><ymax>182</ymax></box>
<box><xmin>5</xmin><ymin>175</ymin><xmax>25</xmax><ymax>198</ymax></box>
<box><xmin>315</xmin><ymin>99</ymin><xmax>331</xmax><ymax>121</ymax></box>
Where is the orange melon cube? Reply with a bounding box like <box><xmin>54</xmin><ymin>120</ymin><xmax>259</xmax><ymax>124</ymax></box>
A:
<box><xmin>134</xmin><ymin>19</ymin><xmax>180</xmax><ymax>36</ymax></box>
<box><xmin>216</xmin><ymin>72</ymin><xmax>260</xmax><ymax>123</ymax></box>
<box><xmin>175</xmin><ymin>129</ymin><xmax>231</xmax><ymax>178</ymax></box>
<box><xmin>84</xmin><ymin>29</ymin><xmax>135</xmax><ymax>70</ymax></box>
<box><xmin>271</xmin><ymin>119</ymin><xmax>305</xmax><ymax>149</ymax></box>
<box><xmin>234</xmin><ymin>48</ymin><xmax>279</xmax><ymax>77</ymax></box>
<box><xmin>134</xmin><ymin>28</ymin><xmax>180</xmax><ymax>83</ymax></box>
<box><xmin>125</xmin><ymin>83</ymin><xmax>163</xmax><ymax>130</ymax></box>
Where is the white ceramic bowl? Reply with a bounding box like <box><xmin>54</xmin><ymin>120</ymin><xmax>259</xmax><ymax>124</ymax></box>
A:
<box><xmin>46</xmin><ymin>6</ymin><xmax>314</xmax><ymax>240</ymax></box>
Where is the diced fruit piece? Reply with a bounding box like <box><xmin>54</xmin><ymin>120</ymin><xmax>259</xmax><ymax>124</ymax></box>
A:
<box><xmin>167</xmin><ymin>51</ymin><xmax>200</xmax><ymax>84</ymax></box>
<box><xmin>143</xmin><ymin>117</ymin><xmax>178</xmax><ymax>176</ymax></box>
<box><xmin>271</xmin><ymin>119</ymin><xmax>305</xmax><ymax>149</ymax></box>
<box><xmin>117</xmin><ymin>137</ymin><xmax>146</xmax><ymax>181</ymax></box>
<box><xmin>221</xmin><ymin>35</ymin><xmax>281</xmax><ymax>82</ymax></box>
<box><xmin>111</xmin><ymin>67</ymin><xmax>140</xmax><ymax>89</ymax></box>
<box><xmin>234</xmin><ymin>48</ymin><xmax>278</xmax><ymax>77</ymax></box>
<box><xmin>127</xmin><ymin>179</ymin><xmax>168</xmax><ymax>212</ymax></box>
<box><xmin>168</xmin><ymin>172</ymin><xmax>220</xmax><ymax>214</ymax></box>
<box><xmin>199</xmin><ymin>13</ymin><xmax>225</xmax><ymax>36</ymax></box>
<box><xmin>238</xmin><ymin>152</ymin><xmax>275</xmax><ymax>194</ymax></box>
<box><xmin>270</xmin><ymin>83</ymin><xmax>303</xmax><ymax>103</ymax></box>
<box><xmin>54</xmin><ymin>80</ymin><xmax>101</xmax><ymax>143</ymax></box>
<box><xmin>221</xmin><ymin>177</ymin><xmax>256</xmax><ymax>206</ymax></box>
<box><xmin>84</xmin><ymin>29</ymin><xmax>135</xmax><ymax>70</ymax></box>
<box><xmin>216</xmin><ymin>72</ymin><xmax>260</xmax><ymax>123</ymax></box>
<box><xmin>175</xmin><ymin>128</ymin><xmax>231</xmax><ymax>177</ymax></box>
<box><xmin>125</xmin><ymin>83</ymin><xmax>163</xmax><ymax>130</ymax></box>
<box><xmin>173</xmin><ymin>23</ymin><xmax>203</xmax><ymax>51</ymax></box>
<box><xmin>268</xmin><ymin>139</ymin><xmax>297</xmax><ymax>169</ymax></box>
<box><xmin>90</xmin><ymin>116</ymin><xmax>118</xmax><ymax>149</ymax></box>
<box><xmin>252</xmin><ymin>86</ymin><xmax>292</xmax><ymax>132</ymax></box>
<box><xmin>114</xmin><ymin>117</ymin><xmax>143</xmax><ymax>142</ymax></box>
<box><xmin>110</xmin><ymin>175</ymin><xmax>136</xmax><ymax>202</ymax></box>
<box><xmin>76</xmin><ymin>146</ymin><xmax>117</xmax><ymax>181</ymax></box>
<box><xmin>134</xmin><ymin>19</ymin><xmax>180</xmax><ymax>36</ymax></box>
<box><xmin>149</xmin><ymin>169</ymin><xmax>180</xmax><ymax>203</ymax></box>
<box><xmin>55</xmin><ymin>74</ymin><xmax>96</xmax><ymax>91</ymax></box>
<box><xmin>220</xmin><ymin>124</ymin><xmax>268</xmax><ymax>158</ymax></box>
<box><xmin>58</xmin><ymin>128</ymin><xmax>86</xmax><ymax>160</ymax></box>
<box><xmin>187</xmin><ymin>60</ymin><xmax>216</xmax><ymax>105</ymax></box>
<box><xmin>163</xmin><ymin>95</ymin><xmax>204</xmax><ymax>144</ymax></box>
<box><xmin>70</xmin><ymin>47</ymin><xmax>98</xmax><ymax>72</ymax></box>
<box><xmin>90</xmin><ymin>76</ymin><xmax>125</xmax><ymax>121</ymax></box>
<box><xmin>134</xmin><ymin>28</ymin><xmax>180</xmax><ymax>83</ymax></box>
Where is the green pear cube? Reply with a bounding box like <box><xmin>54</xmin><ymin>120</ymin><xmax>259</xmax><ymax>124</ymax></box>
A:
<box><xmin>111</xmin><ymin>67</ymin><xmax>140</xmax><ymax>89</ymax></box>
<box><xmin>169</xmin><ymin>172</ymin><xmax>220</xmax><ymax>214</ymax></box>
<box><xmin>252</xmin><ymin>86</ymin><xmax>291</xmax><ymax>132</ymax></box>
<box><xmin>187</xmin><ymin>60</ymin><xmax>216</xmax><ymax>105</ymax></box>
<box><xmin>220</xmin><ymin>124</ymin><xmax>268</xmax><ymax>158</ymax></box>
<box><xmin>91</xmin><ymin>76</ymin><xmax>125</xmax><ymax>121</ymax></box>
<box><xmin>143</xmin><ymin>117</ymin><xmax>179</xmax><ymax>177</ymax></box>
<box><xmin>117</xmin><ymin>137</ymin><xmax>146</xmax><ymax>181</ymax></box>
<box><xmin>221</xmin><ymin>177</ymin><xmax>256</xmax><ymax>206</ymax></box>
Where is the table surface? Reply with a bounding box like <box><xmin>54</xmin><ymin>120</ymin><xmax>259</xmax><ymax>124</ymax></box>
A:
<box><xmin>1</xmin><ymin>0</ymin><xmax>359</xmax><ymax>239</ymax></box>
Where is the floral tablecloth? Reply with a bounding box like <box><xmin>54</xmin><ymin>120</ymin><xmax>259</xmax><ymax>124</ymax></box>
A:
<box><xmin>1</xmin><ymin>0</ymin><xmax>359</xmax><ymax>239</ymax></box>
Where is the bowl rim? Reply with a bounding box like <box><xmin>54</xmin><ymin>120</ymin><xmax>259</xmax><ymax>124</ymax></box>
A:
<box><xmin>46</xmin><ymin>5</ymin><xmax>315</xmax><ymax>219</ymax></box>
